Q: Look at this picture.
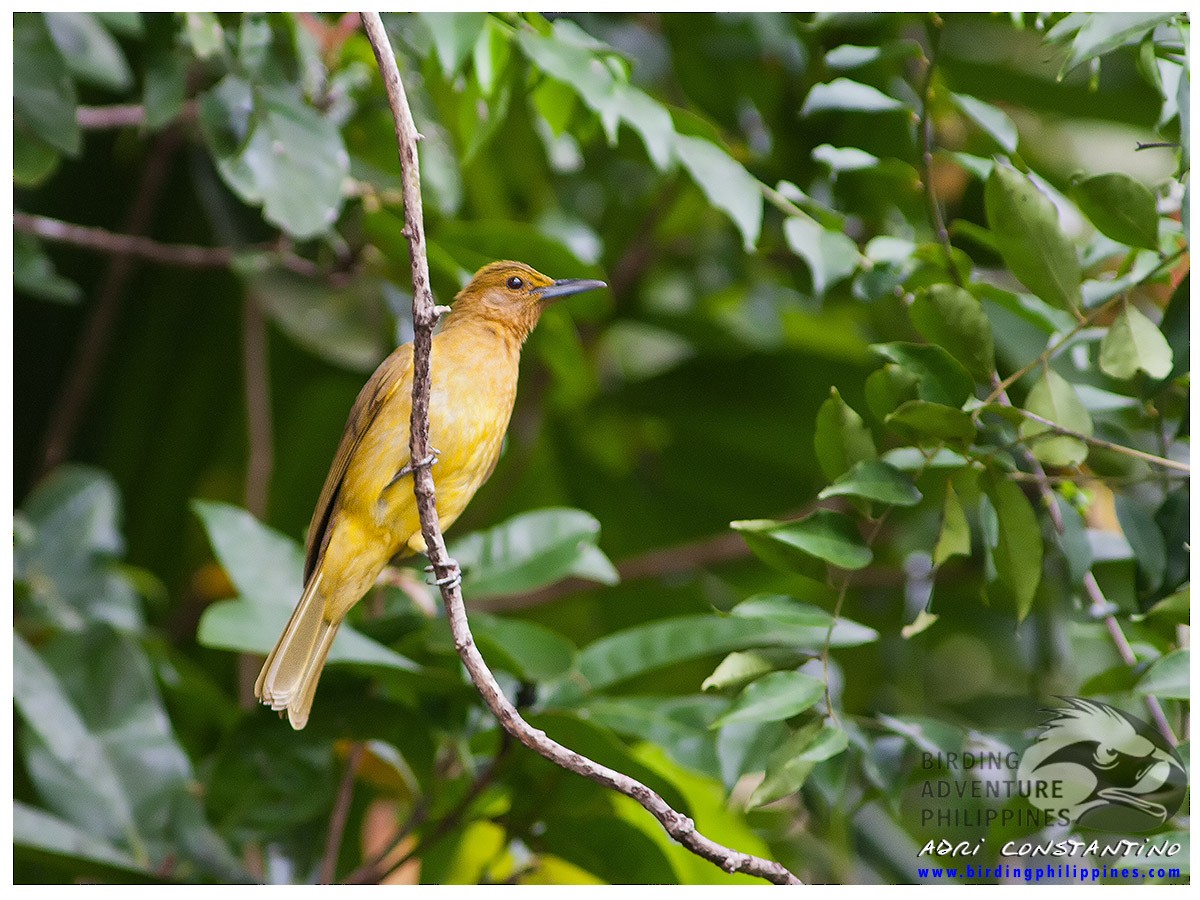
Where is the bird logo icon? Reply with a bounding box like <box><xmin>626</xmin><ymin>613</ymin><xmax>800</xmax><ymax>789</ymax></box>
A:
<box><xmin>1017</xmin><ymin>697</ymin><xmax>1186</xmax><ymax>832</ymax></box>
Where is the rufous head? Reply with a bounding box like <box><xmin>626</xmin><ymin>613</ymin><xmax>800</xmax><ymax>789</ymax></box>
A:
<box><xmin>447</xmin><ymin>261</ymin><xmax>606</xmax><ymax>342</ymax></box>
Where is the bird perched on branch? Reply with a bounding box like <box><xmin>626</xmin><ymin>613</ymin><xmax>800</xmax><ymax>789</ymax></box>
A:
<box><xmin>256</xmin><ymin>261</ymin><xmax>606</xmax><ymax>728</ymax></box>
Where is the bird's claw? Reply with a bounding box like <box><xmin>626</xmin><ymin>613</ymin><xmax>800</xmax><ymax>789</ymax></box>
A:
<box><xmin>389</xmin><ymin>449</ymin><xmax>441</xmax><ymax>488</ymax></box>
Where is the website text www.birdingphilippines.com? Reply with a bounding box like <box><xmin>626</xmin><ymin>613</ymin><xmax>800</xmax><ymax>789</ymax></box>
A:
<box><xmin>916</xmin><ymin>863</ymin><xmax>1182</xmax><ymax>882</ymax></box>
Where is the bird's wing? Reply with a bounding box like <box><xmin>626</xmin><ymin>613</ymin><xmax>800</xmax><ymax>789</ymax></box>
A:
<box><xmin>304</xmin><ymin>344</ymin><xmax>414</xmax><ymax>582</ymax></box>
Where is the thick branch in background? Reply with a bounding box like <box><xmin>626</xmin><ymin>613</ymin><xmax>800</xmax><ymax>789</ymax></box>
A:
<box><xmin>359</xmin><ymin>11</ymin><xmax>801</xmax><ymax>885</ymax></box>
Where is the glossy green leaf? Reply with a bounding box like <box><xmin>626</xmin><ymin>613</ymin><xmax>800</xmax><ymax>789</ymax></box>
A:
<box><xmin>1099</xmin><ymin>301</ymin><xmax>1174</xmax><ymax>380</ymax></box>
<box><xmin>1135</xmin><ymin>586</ymin><xmax>1190</xmax><ymax>626</ymax></box>
<box><xmin>1135</xmin><ymin>650</ymin><xmax>1189</xmax><ymax>699</ymax></box>
<box><xmin>909</xmin><ymin>284</ymin><xmax>996</xmax><ymax>381</ymax></box>
<box><xmin>864</xmin><ymin>364</ymin><xmax>920</xmax><ymax>422</ymax></box>
<box><xmin>871</xmin><ymin>342</ymin><xmax>975</xmax><ymax>407</ymax></box>
<box><xmin>747</xmin><ymin>723</ymin><xmax>849</xmax><ymax>808</ymax></box>
<box><xmin>1058</xmin><ymin>12</ymin><xmax>1179</xmax><ymax>72</ymax></box>
<box><xmin>985</xmin><ymin>164</ymin><xmax>1083</xmax><ymax>311</ymax></box>
<box><xmin>537</xmin><ymin>815</ymin><xmax>679</xmax><ymax>884</ymax></box>
<box><xmin>45</xmin><ymin>12</ymin><xmax>132</xmax><ymax>92</ymax></box>
<box><xmin>951</xmin><ymin>93</ymin><xmax>1018</xmax><ymax>153</ymax></box>
<box><xmin>885</xmin><ymin>400</ymin><xmax>976</xmax><ymax>442</ymax></box>
<box><xmin>1019</xmin><ymin>369</ymin><xmax>1093</xmax><ymax>467</ymax></box>
<box><xmin>472</xmin><ymin>16</ymin><xmax>513</xmax><ymax>97</ymax></box>
<box><xmin>819</xmin><ymin>459</ymin><xmax>922</xmax><ymax>507</ymax></box>
<box><xmin>14</xmin><ymin>127</ymin><xmax>61</xmax><ymax>187</ymax></box>
<box><xmin>824</xmin><ymin>41</ymin><xmax>920</xmax><ymax>70</ymax></box>
<box><xmin>982</xmin><ymin>475</ymin><xmax>1043</xmax><ymax>620</ymax></box>
<box><xmin>712</xmin><ymin>671</ymin><xmax>825</xmax><ymax>728</ymax></box>
<box><xmin>783</xmin><ymin>214</ymin><xmax>860</xmax><ymax>297</ymax></box>
<box><xmin>1071</xmin><ymin>173</ymin><xmax>1160</xmax><ymax>250</ymax></box>
<box><xmin>451</xmin><ymin>507</ymin><xmax>618</xmax><ymax>599</ymax></box>
<box><xmin>15</xmin><ymin>466</ymin><xmax>142</xmax><ymax>632</ymax></box>
<box><xmin>732</xmin><ymin>511</ymin><xmax>872</xmax><ymax>575</ymax></box>
<box><xmin>577</xmin><ymin>601</ymin><xmax>876</xmax><ymax>691</ymax></box>
<box><xmin>420</xmin><ymin>12</ymin><xmax>488</xmax><ymax>78</ymax></box>
<box><xmin>13</xmin><ymin>802</ymin><xmax>151</xmax><ymax>882</ymax></box>
<box><xmin>13</xmin><ymin>633</ymin><xmax>138</xmax><ymax>847</ymax></box>
<box><xmin>183</xmin><ymin>11</ymin><xmax>224</xmax><ymax>58</ymax></box>
<box><xmin>933</xmin><ymin>480</ymin><xmax>970</xmax><ymax>566</ymax></box>
<box><xmin>472</xmin><ymin>613</ymin><xmax>577</xmax><ymax>682</ymax></box>
<box><xmin>702</xmin><ymin>650</ymin><xmax>805</xmax><ymax>693</ymax></box>
<box><xmin>801</xmin><ymin>78</ymin><xmax>906</xmax><ymax>115</ymax></box>
<box><xmin>580</xmin><ymin>694</ymin><xmax>724</xmax><ymax>777</ymax></box>
<box><xmin>13</xmin><ymin>13</ymin><xmax>79</xmax><ymax>156</ymax></box>
<box><xmin>200</xmin><ymin>78</ymin><xmax>348</xmax><ymax>239</ymax></box>
<box><xmin>814</xmin><ymin>387</ymin><xmax>876</xmax><ymax>481</ymax></box>
<box><xmin>675</xmin><ymin>134</ymin><xmax>763</xmax><ymax>251</ymax></box>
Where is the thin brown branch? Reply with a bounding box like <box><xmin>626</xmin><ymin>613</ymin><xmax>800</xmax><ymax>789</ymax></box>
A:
<box><xmin>75</xmin><ymin>101</ymin><xmax>199</xmax><ymax>130</ymax></box>
<box><xmin>36</xmin><ymin>127</ymin><xmax>185</xmax><ymax>477</ymax></box>
<box><xmin>1015</xmin><ymin>410</ymin><xmax>1189</xmax><ymax>473</ymax></box>
<box><xmin>319</xmin><ymin>742</ymin><xmax>366</xmax><ymax>884</ymax></box>
<box><xmin>360</xmin><ymin>11</ymin><xmax>801</xmax><ymax>885</ymax></box>
<box><xmin>917</xmin><ymin>14</ymin><xmax>961</xmax><ymax>287</ymax></box>
<box><xmin>16</xmin><ymin>211</ymin><xmax>237</xmax><ymax>269</ymax></box>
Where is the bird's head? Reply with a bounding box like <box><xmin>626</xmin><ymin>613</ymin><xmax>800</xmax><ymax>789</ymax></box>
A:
<box><xmin>447</xmin><ymin>261</ymin><xmax>606</xmax><ymax>343</ymax></box>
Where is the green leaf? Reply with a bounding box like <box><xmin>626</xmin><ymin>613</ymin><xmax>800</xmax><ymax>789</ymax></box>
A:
<box><xmin>813</xmin><ymin>387</ymin><xmax>876</xmax><ymax>481</ymax></box>
<box><xmin>13</xmin><ymin>633</ymin><xmax>139</xmax><ymax>848</ymax></box>
<box><xmin>886</xmin><ymin>400</ymin><xmax>976</xmax><ymax>442</ymax></box>
<box><xmin>934</xmin><ymin>480</ymin><xmax>971</xmax><ymax>566</ymax></box>
<box><xmin>472</xmin><ymin>16</ymin><xmax>513</xmax><ymax>97</ymax></box>
<box><xmin>450</xmin><ymin>507</ymin><xmax>618</xmax><ymax>599</ymax></box>
<box><xmin>191</xmin><ymin>501</ymin><xmax>418</xmax><ymax>672</ymax></box>
<box><xmin>1071</xmin><ymin>173</ymin><xmax>1160</xmax><ymax>250</ymax></box>
<box><xmin>15</xmin><ymin>466</ymin><xmax>142</xmax><ymax>632</ymax></box>
<box><xmin>1061</xmin><ymin>13</ymin><xmax>1180</xmax><ymax>72</ymax></box>
<box><xmin>45</xmin><ymin>12</ymin><xmax>132</xmax><ymax>92</ymax></box>
<box><xmin>819</xmin><ymin>459</ymin><xmax>922</xmax><ymax>507</ymax></box>
<box><xmin>951</xmin><ymin>93</ymin><xmax>1018</xmax><ymax>153</ymax></box>
<box><xmin>13</xmin><ymin>13</ymin><xmax>79</xmax><ymax>156</ymax></box>
<box><xmin>871</xmin><ymin>342</ymin><xmax>975</xmax><ymax>407</ymax></box>
<box><xmin>1115</xmin><ymin>495</ymin><xmax>1167</xmax><ymax>595</ymax></box>
<box><xmin>1135</xmin><ymin>650</ymin><xmax>1189</xmax><ymax>700</ymax></box>
<box><xmin>732</xmin><ymin>511</ymin><xmax>872</xmax><ymax>576</ymax></box>
<box><xmin>909</xmin><ymin>284</ymin><xmax>996</xmax><ymax>381</ymax></box>
<box><xmin>580</xmin><ymin>695</ymin><xmax>725</xmax><ymax>776</ymax></box>
<box><xmin>14</xmin><ymin>234</ymin><xmax>81</xmax><ymax>304</ymax></box>
<box><xmin>747</xmin><ymin>723</ymin><xmax>849</xmax><ymax>807</ymax></box>
<box><xmin>14</xmin><ymin>802</ymin><xmax>152</xmax><ymax>882</ymax></box>
<box><xmin>864</xmin><ymin>364</ymin><xmax>920</xmax><ymax>422</ymax></box>
<box><xmin>985</xmin><ymin>164</ymin><xmax>1083</xmax><ymax>311</ymax></box>
<box><xmin>420</xmin><ymin>12</ymin><xmax>488</xmax><ymax>78</ymax></box>
<box><xmin>536</xmin><ymin>815</ymin><xmax>679</xmax><ymax>884</ymax></box>
<box><xmin>472</xmin><ymin>613</ymin><xmax>577</xmax><ymax>682</ymax></box>
<box><xmin>675</xmin><ymin>134</ymin><xmax>763</xmax><ymax>251</ymax></box>
<box><xmin>982</xmin><ymin>475</ymin><xmax>1043</xmax><ymax>620</ymax></box>
<box><xmin>183</xmin><ymin>11</ymin><xmax>225</xmax><ymax>59</ymax></box>
<box><xmin>1099</xmin><ymin>301</ymin><xmax>1174</xmax><ymax>380</ymax></box>
<box><xmin>1135</xmin><ymin>586</ymin><xmax>1190</xmax><ymax>626</ymax></box>
<box><xmin>712</xmin><ymin>671</ymin><xmax>825</xmax><ymax>728</ymax></box>
<box><xmin>824</xmin><ymin>41</ymin><xmax>920</xmax><ymax>70</ymax></box>
<box><xmin>200</xmin><ymin>79</ymin><xmax>348</xmax><ymax>240</ymax></box>
<box><xmin>14</xmin><ymin>126</ymin><xmax>62</xmax><ymax>187</ymax></box>
<box><xmin>783</xmin><ymin>215</ymin><xmax>860</xmax><ymax>298</ymax></box>
<box><xmin>801</xmin><ymin>78</ymin><xmax>906</xmax><ymax>115</ymax></box>
<box><xmin>702</xmin><ymin>650</ymin><xmax>805</xmax><ymax>693</ymax></box>
<box><xmin>576</xmin><ymin>602</ymin><xmax>876</xmax><ymax>691</ymax></box>
<box><xmin>1019</xmin><ymin>369</ymin><xmax>1093</xmax><ymax>467</ymax></box>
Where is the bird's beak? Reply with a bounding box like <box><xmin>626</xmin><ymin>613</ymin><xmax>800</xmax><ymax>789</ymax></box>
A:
<box><xmin>537</xmin><ymin>278</ymin><xmax>607</xmax><ymax>303</ymax></box>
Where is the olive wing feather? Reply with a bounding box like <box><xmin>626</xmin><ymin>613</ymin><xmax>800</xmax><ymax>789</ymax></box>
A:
<box><xmin>303</xmin><ymin>345</ymin><xmax>414</xmax><ymax>582</ymax></box>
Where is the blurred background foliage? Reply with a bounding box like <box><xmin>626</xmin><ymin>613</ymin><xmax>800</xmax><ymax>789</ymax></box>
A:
<box><xmin>13</xmin><ymin>11</ymin><xmax>1190</xmax><ymax>885</ymax></box>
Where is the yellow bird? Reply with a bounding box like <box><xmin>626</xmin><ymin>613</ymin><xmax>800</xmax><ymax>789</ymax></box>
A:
<box><xmin>256</xmin><ymin>261</ymin><xmax>606</xmax><ymax>728</ymax></box>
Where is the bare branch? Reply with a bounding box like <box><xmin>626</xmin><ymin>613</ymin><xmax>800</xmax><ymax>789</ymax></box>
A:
<box><xmin>359</xmin><ymin>11</ymin><xmax>802</xmax><ymax>885</ymax></box>
<box><xmin>1015</xmin><ymin>409</ymin><xmax>1190</xmax><ymax>473</ymax></box>
<box><xmin>15</xmin><ymin>211</ymin><xmax>236</xmax><ymax>269</ymax></box>
<box><xmin>319</xmin><ymin>742</ymin><xmax>365</xmax><ymax>884</ymax></box>
<box><xmin>75</xmin><ymin>101</ymin><xmax>199</xmax><ymax>130</ymax></box>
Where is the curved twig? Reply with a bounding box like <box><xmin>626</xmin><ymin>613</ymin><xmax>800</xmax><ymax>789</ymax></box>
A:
<box><xmin>360</xmin><ymin>11</ymin><xmax>801</xmax><ymax>886</ymax></box>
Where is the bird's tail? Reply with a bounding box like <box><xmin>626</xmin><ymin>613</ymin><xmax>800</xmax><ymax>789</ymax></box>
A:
<box><xmin>254</xmin><ymin>571</ymin><xmax>341</xmax><ymax>730</ymax></box>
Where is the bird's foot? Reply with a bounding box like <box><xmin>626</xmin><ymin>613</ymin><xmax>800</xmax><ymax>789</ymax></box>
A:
<box><xmin>389</xmin><ymin>448</ymin><xmax>441</xmax><ymax>487</ymax></box>
<box><xmin>426</xmin><ymin>559</ymin><xmax>461</xmax><ymax>590</ymax></box>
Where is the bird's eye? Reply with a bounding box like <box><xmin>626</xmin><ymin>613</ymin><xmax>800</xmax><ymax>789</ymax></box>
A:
<box><xmin>506</xmin><ymin>276</ymin><xmax>524</xmax><ymax>290</ymax></box>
